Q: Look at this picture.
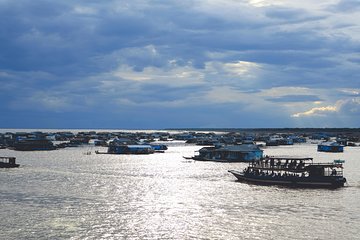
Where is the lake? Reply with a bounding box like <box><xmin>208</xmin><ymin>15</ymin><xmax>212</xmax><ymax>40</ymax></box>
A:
<box><xmin>1</xmin><ymin>141</ymin><xmax>359</xmax><ymax>239</ymax></box>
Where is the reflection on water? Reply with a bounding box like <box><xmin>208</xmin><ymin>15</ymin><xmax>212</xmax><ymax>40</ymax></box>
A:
<box><xmin>1</xmin><ymin>143</ymin><xmax>360</xmax><ymax>239</ymax></box>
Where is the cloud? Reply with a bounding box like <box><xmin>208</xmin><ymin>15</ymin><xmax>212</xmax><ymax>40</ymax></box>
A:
<box><xmin>338</xmin><ymin>97</ymin><xmax>360</xmax><ymax>115</ymax></box>
<box><xmin>331</xmin><ymin>0</ymin><xmax>360</xmax><ymax>12</ymax></box>
<box><xmin>339</xmin><ymin>88</ymin><xmax>360</xmax><ymax>97</ymax></box>
<box><xmin>113</xmin><ymin>64</ymin><xmax>204</xmax><ymax>86</ymax></box>
<box><xmin>267</xmin><ymin>95</ymin><xmax>322</xmax><ymax>103</ymax></box>
<box><xmin>0</xmin><ymin>0</ymin><xmax>359</xmax><ymax>128</ymax></box>
<box><xmin>292</xmin><ymin>105</ymin><xmax>337</xmax><ymax>117</ymax></box>
<box><xmin>292</xmin><ymin>97</ymin><xmax>360</xmax><ymax>118</ymax></box>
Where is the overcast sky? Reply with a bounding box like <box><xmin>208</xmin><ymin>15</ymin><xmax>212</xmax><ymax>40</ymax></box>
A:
<box><xmin>0</xmin><ymin>0</ymin><xmax>359</xmax><ymax>129</ymax></box>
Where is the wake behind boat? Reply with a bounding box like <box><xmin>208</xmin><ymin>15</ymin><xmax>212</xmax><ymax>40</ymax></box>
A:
<box><xmin>228</xmin><ymin>157</ymin><xmax>346</xmax><ymax>188</ymax></box>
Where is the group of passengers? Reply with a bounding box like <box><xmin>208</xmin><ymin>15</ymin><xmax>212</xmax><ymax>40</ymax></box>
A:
<box><xmin>244</xmin><ymin>168</ymin><xmax>308</xmax><ymax>178</ymax></box>
<box><xmin>253</xmin><ymin>158</ymin><xmax>306</xmax><ymax>170</ymax></box>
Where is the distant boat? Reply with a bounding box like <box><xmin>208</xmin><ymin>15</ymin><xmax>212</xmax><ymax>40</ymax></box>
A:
<box><xmin>188</xmin><ymin>144</ymin><xmax>263</xmax><ymax>162</ymax></box>
<box><xmin>12</xmin><ymin>139</ymin><xmax>56</xmax><ymax>151</ymax></box>
<box><xmin>317</xmin><ymin>141</ymin><xmax>344</xmax><ymax>152</ymax></box>
<box><xmin>95</xmin><ymin>139</ymin><xmax>168</xmax><ymax>155</ymax></box>
<box><xmin>228</xmin><ymin>157</ymin><xmax>346</xmax><ymax>188</ymax></box>
<box><xmin>0</xmin><ymin>157</ymin><xmax>20</xmax><ymax>168</ymax></box>
<box><xmin>107</xmin><ymin>144</ymin><xmax>155</xmax><ymax>154</ymax></box>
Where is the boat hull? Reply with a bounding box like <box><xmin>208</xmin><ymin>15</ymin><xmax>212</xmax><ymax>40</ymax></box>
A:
<box><xmin>228</xmin><ymin>170</ymin><xmax>346</xmax><ymax>188</ymax></box>
<box><xmin>191</xmin><ymin>156</ymin><xmax>254</xmax><ymax>162</ymax></box>
<box><xmin>0</xmin><ymin>162</ymin><xmax>20</xmax><ymax>168</ymax></box>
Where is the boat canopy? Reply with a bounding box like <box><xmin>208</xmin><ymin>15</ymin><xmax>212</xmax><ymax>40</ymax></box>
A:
<box><xmin>261</xmin><ymin>157</ymin><xmax>313</xmax><ymax>161</ymax></box>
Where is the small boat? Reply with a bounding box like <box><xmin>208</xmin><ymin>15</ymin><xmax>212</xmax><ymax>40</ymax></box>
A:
<box><xmin>317</xmin><ymin>141</ymin><xmax>344</xmax><ymax>152</ymax></box>
<box><xmin>0</xmin><ymin>157</ymin><xmax>20</xmax><ymax>168</ymax></box>
<box><xmin>228</xmin><ymin>157</ymin><xmax>347</xmax><ymax>188</ymax></box>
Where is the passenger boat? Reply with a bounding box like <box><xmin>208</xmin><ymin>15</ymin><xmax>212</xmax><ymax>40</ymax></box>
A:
<box><xmin>0</xmin><ymin>157</ymin><xmax>20</xmax><ymax>168</ymax></box>
<box><xmin>228</xmin><ymin>157</ymin><xmax>347</xmax><ymax>188</ymax></box>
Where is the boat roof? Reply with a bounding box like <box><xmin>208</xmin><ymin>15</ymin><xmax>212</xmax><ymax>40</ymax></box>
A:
<box><xmin>216</xmin><ymin>144</ymin><xmax>262</xmax><ymax>152</ymax></box>
<box><xmin>308</xmin><ymin>162</ymin><xmax>344</xmax><ymax>168</ymax></box>
<box><xmin>198</xmin><ymin>144</ymin><xmax>262</xmax><ymax>153</ymax></box>
<box><xmin>318</xmin><ymin>141</ymin><xmax>343</xmax><ymax>146</ymax></box>
<box><xmin>262</xmin><ymin>157</ymin><xmax>313</xmax><ymax>161</ymax></box>
<box><xmin>127</xmin><ymin>145</ymin><xmax>152</xmax><ymax>148</ymax></box>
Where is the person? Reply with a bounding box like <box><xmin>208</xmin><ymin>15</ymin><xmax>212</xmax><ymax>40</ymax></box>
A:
<box><xmin>284</xmin><ymin>159</ymin><xmax>289</xmax><ymax>167</ymax></box>
<box><xmin>332</xmin><ymin>168</ymin><xmax>337</xmax><ymax>176</ymax></box>
<box><xmin>270</xmin><ymin>158</ymin><xmax>274</xmax><ymax>168</ymax></box>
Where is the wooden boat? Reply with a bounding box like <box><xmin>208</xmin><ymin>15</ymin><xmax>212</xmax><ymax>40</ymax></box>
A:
<box><xmin>0</xmin><ymin>157</ymin><xmax>20</xmax><ymax>168</ymax></box>
<box><xmin>228</xmin><ymin>157</ymin><xmax>347</xmax><ymax>188</ymax></box>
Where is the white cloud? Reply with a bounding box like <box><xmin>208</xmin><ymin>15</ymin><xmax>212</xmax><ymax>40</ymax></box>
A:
<box><xmin>73</xmin><ymin>6</ymin><xmax>97</xmax><ymax>15</ymax></box>
<box><xmin>223</xmin><ymin>61</ymin><xmax>260</xmax><ymax>76</ymax></box>
<box><xmin>291</xmin><ymin>97</ymin><xmax>360</xmax><ymax>117</ymax></box>
<box><xmin>113</xmin><ymin>64</ymin><xmax>205</xmax><ymax>86</ymax></box>
<box><xmin>259</xmin><ymin>87</ymin><xmax>313</xmax><ymax>98</ymax></box>
<box><xmin>292</xmin><ymin>105</ymin><xmax>337</xmax><ymax>117</ymax></box>
<box><xmin>205</xmin><ymin>86</ymin><xmax>251</xmax><ymax>104</ymax></box>
<box><xmin>339</xmin><ymin>88</ymin><xmax>360</xmax><ymax>96</ymax></box>
<box><xmin>10</xmin><ymin>93</ymin><xmax>71</xmax><ymax>112</ymax></box>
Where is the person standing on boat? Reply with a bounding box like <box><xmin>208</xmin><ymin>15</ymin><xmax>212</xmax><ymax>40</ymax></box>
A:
<box><xmin>284</xmin><ymin>159</ymin><xmax>289</xmax><ymax>168</ymax></box>
<box><xmin>270</xmin><ymin>158</ymin><xmax>275</xmax><ymax>168</ymax></box>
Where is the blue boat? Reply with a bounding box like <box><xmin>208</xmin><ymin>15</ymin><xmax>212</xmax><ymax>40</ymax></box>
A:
<box><xmin>150</xmin><ymin>144</ymin><xmax>168</xmax><ymax>151</ymax></box>
<box><xmin>317</xmin><ymin>141</ymin><xmax>344</xmax><ymax>152</ymax></box>
<box><xmin>107</xmin><ymin>144</ymin><xmax>155</xmax><ymax>154</ymax></box>
<box><xmin>96</xmin><ymin>138</ymin><xmax>168</xmax><ymax>155</ymax></box>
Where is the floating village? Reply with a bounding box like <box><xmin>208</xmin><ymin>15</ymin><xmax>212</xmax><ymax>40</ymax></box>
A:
<box><xmin>1</xmin><ymin>129</ymin><xmax>359</xmax><ymax>188</ymax></box>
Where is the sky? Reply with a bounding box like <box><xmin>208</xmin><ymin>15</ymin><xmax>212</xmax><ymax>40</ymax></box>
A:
<box><xmin>0</xmin><ymin>0</ymin><xmax>359</xmax><ymax>129</ymax></box>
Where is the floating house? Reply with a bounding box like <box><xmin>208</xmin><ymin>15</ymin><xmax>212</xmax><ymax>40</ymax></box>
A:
<box><xmin>317</xmin><ymin>141</ymin><xmax>344</xmax><ymax>153</ymax></box>
<box><xmin>192</xmin><ymin>144</ymin><xmax>263</xmax><ymax>162</ymax></box>
<box><xmin>13</xmin><ymin>139</ymin><xmax>56</xmax><ymax>151</ymax></box>
<box><xmin>108</xmin><ymin>144</ymin><xmax>155</xmax><ymax>154</ymax></box>
<box><xmin>99</xmin><ymin>138</ymin><xmax>168</xmax><ymax>155</ymax></box>
<box><xmin>266</xmin><ymin>135</ymin><xmax>294</xmax><ymax>146</ymax></box>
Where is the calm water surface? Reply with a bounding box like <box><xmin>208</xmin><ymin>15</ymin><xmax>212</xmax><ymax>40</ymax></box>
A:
<box><xmin>1</xmin><ymin>142</ymin><xmax>360</xmax><ymax>239</ymax></box>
